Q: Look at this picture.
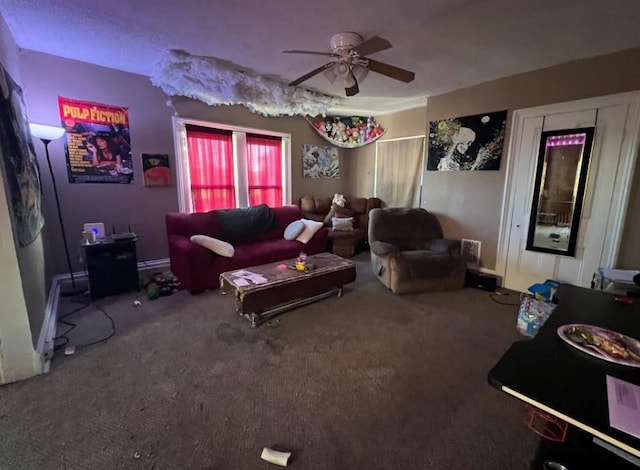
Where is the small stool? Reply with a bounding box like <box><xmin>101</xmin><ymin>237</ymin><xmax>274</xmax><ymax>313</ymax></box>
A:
<box><xmin>328</xmin><ymin>230</ymin><xmax>359</xmax><ymax>257</ymax></box>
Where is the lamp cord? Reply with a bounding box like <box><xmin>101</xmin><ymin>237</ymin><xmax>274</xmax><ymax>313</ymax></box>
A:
<box><xmin>42</xmin><ymin>139</ymin><xmax>77</xmax><ymax>288</ymax></box>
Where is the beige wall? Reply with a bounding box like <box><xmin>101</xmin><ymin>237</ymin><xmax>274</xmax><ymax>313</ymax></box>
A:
<box><xmin>0</xmin><ymin>14</ymin><xmax>41</xmax><ymax>383</ymax></box>
<box><xmin>20</xmin><ymin>51</ymin><xmax>344</xmax><ymax>277</ymax></box>
<box><xmin>350</xmin><ymin>48</ymin><xmax>640</xmax><ymax>270</ymax></box>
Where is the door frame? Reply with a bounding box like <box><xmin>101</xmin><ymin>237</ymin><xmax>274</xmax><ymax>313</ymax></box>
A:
<box><xmin>496</xmin><ymin>91</ymin><xmax>640</xmax><ymax>283</ymax></box>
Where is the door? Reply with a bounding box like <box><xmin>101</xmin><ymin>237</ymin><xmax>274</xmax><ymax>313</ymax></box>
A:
<box><xmin>503</xmin><ymin>103</ymin><xmax>630</xmax><ymax>293</ymax></box>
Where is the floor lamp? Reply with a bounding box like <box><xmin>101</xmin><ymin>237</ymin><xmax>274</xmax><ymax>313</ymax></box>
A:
<box><xmin>29</xmin><ymin>123</ymin><xmax>86</xmax><ymax>297</ymax></box>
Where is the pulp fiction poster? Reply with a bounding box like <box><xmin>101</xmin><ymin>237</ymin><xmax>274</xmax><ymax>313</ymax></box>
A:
<box><xmin>58</xmin><ymin>96</ymin><xmax>134</xmax><ymax>183</ymax></box>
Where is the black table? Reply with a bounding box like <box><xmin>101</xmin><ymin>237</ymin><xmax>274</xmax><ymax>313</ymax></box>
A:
<box><xmin>82</xmin><ymin>238</ymin><xmax>139</xmax><ymax>300</ymax></box>
<box><xmin>488</xmin><ymin>284</ymin><xmax>640</xmax><ymax>466</ymax></box>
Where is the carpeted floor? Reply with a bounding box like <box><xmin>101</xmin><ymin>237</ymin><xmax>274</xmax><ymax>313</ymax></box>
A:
<box><xmin>0</xmin><ymin>252</ymin><xmax>539</xmax><ymax>469</ymax></box>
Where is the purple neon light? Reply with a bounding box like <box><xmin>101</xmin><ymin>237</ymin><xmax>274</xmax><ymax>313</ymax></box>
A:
<box><xmin>546</xmin><ymin>133</ymin><xmax>587</xmax><ymax>147</ymax></box>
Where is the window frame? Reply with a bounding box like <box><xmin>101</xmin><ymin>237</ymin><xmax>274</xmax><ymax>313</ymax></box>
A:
<box><xmin>173</xmin><ymin>117</ymin><xmax>291</xmax><ymax>212</ymax></box>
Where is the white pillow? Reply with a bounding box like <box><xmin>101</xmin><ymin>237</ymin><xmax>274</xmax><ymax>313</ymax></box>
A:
<box><xmin>190</xmin><ymin>235</ymin><xmax>234</xmax><ymax>257</ymax></box>
<box><xmin>284</xmin><ymin>219</ymin><xmax>305</xmax><ymax>240</ymax></box>
<box><xmin>332</xmin><ymin>216</ymin><xmax>354</xmax><ymax>231</ymax></box>
<box><xmin>296</xmin><ymin>219</ymin><xmax>324</xmax><ymax>244</ymax></box>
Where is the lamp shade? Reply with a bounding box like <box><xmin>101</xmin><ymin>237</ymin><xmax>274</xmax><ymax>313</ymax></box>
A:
<box><xmin>333</xmin><ymin>61</ymin><xmax>350</xmax><ymax>78</ymax></box>
<box><xmin>323</xmin><ymin>67</ymin><xmax>337</xmax><ymax>85</ymax></box>
<box><xmin>343</xmin><ymin>73</ymin><xmax>356</xmax><ymax>88</ymax></box>
<box><xmin>352</xmin><ymin>65</ymin><xmax>369</xmax><ymax>83</ymax></box>
<box><xmin>29</xmin><ymin>123</ymin><xmax>65</xmax><ymax>141</ymax></box>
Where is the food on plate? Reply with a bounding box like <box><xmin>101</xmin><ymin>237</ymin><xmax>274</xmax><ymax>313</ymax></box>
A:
<box><xmin>563</xmin><ymin>325</ymin><xmax>640</xmax><ymax>364</ymax></box>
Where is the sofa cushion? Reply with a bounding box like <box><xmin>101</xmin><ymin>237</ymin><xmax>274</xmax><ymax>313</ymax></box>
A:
<box><xmin>284</xmin><ymin>219</ymin><xmax>305</xmax><ymax>240</ymax></box>
<box><xmin>402</xmin><ymin>250</ymin><xmax>452</xmax><ymax>278</ymax></box>
<box><xmin>212</xmin><ymin>239</ymin><xmax>305</xmax><ymax>279</ymax></box>
<box><xmin>315</xmin><ymin>197</ymin><xmax>332</xmax><ymax>214</ymax></box>
<box><xmin>190</xmin><ymin>235</ymin><xmax>235</xmax><ymax>257</ymax></box>
<box><xmin>296</xmin><ymin>219</ymin><xmax>324</xmax><ymax>243</ymax></box>
<box><xmin>347</xmin><ymin>197</ymin><xmax>367</xmax><ymax>214</ymax></box>
<box><xmin>300</xmin><ymin>196</ymin><xmax>316</xmax><ymax>213</ymax></box>
<box><xmin>335</xmin><ymin>207</ymin><xmax>354</xmax><ymax>218</ymax></box>
<box><xmin>332</xmin><ymin>217</ymin><xmax>354</xmax><ymax>231</ymax></box>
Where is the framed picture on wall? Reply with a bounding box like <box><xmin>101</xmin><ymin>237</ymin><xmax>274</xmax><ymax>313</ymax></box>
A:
<box><xmin>141</xmin><ymin>153</ymin><xmax>171</xmax><ymax>186</ymax></box>
<box><xmin>58</xmin><ymin>96</ymin><xmax>134</xmax><ymax>184</ymax></box>
<box><xmin>302</xmin><ymin>144</ymin><xmax>339</xmax><ymax>179</ymax></box>
<box><xmin>0</xmin><ymin>63</ymin><xmax>44</xmax><ymax>246</ymax></box>
<box><xmin>428</xmin><ymin>110</ymin><xmax>507</xmax><ymax>171</ymax></box>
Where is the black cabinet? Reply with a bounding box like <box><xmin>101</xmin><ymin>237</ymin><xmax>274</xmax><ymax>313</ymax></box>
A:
<box><xmin>83</xmin><ymin>239</ymin><xmax>139</xmax><ymax>300</ymax></box>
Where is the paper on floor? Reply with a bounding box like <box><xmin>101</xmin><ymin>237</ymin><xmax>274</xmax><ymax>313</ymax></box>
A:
<box><xmin>606</xmin><ymin>375</ymin><xmax>640</xmax><ymax>439</ymax></box>
<box><xmin>260</xmin><ymin>447</ymin><xmax>291</xmax><ymax>466</ymax></box>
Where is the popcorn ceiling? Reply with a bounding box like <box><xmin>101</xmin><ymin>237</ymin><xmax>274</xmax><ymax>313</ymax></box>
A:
<box><xmin>150</xmin><ymin>50</ymin><xmax>341</xmax><ymax>117</ymax></box>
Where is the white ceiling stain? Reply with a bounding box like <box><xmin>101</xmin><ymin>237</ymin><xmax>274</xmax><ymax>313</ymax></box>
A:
<box><xmin>151</xmin><ymin>50</ymin><xmax>341</xmax><ymax>117</ymax></box>
<box><xmin>1</xmin><ymin>0</ymin><xmax>639</xmax><ymax>116</ymax></box>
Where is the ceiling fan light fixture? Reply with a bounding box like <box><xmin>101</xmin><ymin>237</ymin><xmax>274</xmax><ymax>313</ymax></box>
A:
<box><xmin>352</xmin><ymin>64</ymin><xmax>369</xmax><ymax>84</ymax></box>
<box><xmin>323</xmin><ymin>66</ymin><xmax>337</xmax><ymax>84</ymax></box>
<box><xmin>343</xmin><ymin>72</ymin><xmax>356</xmax><ymax>88</ymax></box>
<box><xmin>334</xmin><ymin>61</ymin><xmax>350</xmax><ymax>78</ymax></box>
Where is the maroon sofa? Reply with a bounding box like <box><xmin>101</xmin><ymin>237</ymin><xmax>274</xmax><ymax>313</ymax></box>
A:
<box><xmin>166</xmin><ymin>205</ymin><xmax>328</xmax><ymax>294</ymax></box>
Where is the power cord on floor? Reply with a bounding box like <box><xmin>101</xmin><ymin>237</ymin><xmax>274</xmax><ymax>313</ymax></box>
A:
<box><xmin>53</xmin><ymin>297</ymin><xmax>116</xmax><ymax>353</ymax></box>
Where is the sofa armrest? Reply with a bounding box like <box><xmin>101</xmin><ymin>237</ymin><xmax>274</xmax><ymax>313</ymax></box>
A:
<box><xmin>428</xmin><ymin>238</ymin><xmax>461</xmax><ymax>256</ymax></box>
<box><xmin>370</xmin><ymin>241</ymin><xmax>400</xmax><ymax>257</ymax></box>
<box><xmin>168</xmin><ymin>234</ymin><xmax>216</xmax><ymax>293</ymax></box>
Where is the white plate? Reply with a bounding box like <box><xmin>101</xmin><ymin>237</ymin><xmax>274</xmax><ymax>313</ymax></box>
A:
<box><xmin>557</xmin><ymin>324</ymin><xmax>640</xmax><ymax>367</ymax></box>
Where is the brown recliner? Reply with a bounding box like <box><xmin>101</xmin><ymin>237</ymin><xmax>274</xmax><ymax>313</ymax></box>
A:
<box><xmin>368</xmin><ymin>207</ymin><xmax>466</xmax><ymax>294</ymax></box>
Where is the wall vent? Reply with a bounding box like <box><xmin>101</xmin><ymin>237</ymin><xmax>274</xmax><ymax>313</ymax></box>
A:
<box><xmin>461</xmin><ymin>239</ymin><xmax>481</xmax><ymax>267</ymax></box>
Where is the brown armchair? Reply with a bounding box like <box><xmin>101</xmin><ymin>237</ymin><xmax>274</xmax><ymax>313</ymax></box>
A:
<box><xmin>368</xmin><ymin>207</ymin><xmax>466</xmax><ymax>294</ymax></box>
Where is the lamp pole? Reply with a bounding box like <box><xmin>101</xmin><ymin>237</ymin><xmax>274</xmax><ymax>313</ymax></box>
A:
<box><xmin>30</xmin><ymin>123</ymin><xmax>86</xmax><ymax>297</ymax></box>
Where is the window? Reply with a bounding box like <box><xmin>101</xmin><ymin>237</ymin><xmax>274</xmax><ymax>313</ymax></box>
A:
<box><xmin>174</xmin><ymin>118</ymin><xmax>291</xmax><ymax>212</ymax></box>
<box><xmin>374</xmin><ymin>136</ymin><xmax>425</xmax><ymax>207</ymax></box>
<box><xmin>246</xmin><ymin>134</ymin><xmax>283</xmax><ymax>207</ymax></box>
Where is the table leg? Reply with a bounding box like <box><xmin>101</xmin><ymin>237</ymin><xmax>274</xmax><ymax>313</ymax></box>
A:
<box><xmin>244</xmin><ymin>288</ymin><xmax>341</xmax><ymax>327</ymax></box>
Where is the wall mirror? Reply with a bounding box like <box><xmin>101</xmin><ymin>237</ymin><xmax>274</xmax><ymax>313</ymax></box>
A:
<box><xmin>526</xmin><ymin>127</ymin><xmax>595</xmax><ymax>257</ymax></box>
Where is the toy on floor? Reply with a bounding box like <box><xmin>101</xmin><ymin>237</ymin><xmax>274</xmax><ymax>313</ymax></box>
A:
<box><xmin>141</xmin><ymin>271</ymin><xmax>181</xmax><ymax>300</ymax></box>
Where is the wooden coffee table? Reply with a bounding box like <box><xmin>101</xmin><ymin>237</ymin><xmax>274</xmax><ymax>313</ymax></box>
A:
<box><xmin>219</xmin><ymin>252</ymin><xmax>356</xmax><ymax>327</ymax></box>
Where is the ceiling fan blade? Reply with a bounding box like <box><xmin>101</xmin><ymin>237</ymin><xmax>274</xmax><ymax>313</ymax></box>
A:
<box><xmin>366</xmin><ymin>58</ymin><xmax>415</xmax><ymax>83</ymax></box>
<box><xmin>289</xmin><ymin>62</ymin><xmax>336</xmax><ymax>87</ymax></box>
<box><xmin>351</xmin><ymin>35</ymin><xmax>392</xmax><ymax>57</ymax></box>
<box><xmin>345</xmin><ymin>76</ymin><xmax>359</xmax><ymax>97</ymax></box>
<box><xmin>283</xmin><ymin>50</ymin><xmax>339</xmax><ymax>58</ymax></box>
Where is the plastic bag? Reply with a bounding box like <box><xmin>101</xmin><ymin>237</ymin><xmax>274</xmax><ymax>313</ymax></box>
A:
<box><xmin>516</xmin><ymin>295</ymin><xmax>556</xmax><ymax>337</ymax></box>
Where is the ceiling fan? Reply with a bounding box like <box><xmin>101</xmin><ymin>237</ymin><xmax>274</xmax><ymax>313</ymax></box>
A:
<box><xmin>284</xmin><ymin>32</ymin><xmax>415</xmax><ymax>97</ymax></box>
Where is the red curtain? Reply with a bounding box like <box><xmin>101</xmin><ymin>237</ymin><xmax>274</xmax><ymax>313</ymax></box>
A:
<box><xmin>186</xmin><ymin>127</ymin><xmax>235</xmax><ymax>211</ymax></box>
<box><xmin>246</xmin><ymin>134</ymin><xmax>283</xmax><ymax>207</ymax></box>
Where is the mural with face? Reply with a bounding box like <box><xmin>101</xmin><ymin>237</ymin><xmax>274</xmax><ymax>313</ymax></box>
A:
<box><xmin>427</xmin><ymin>110</ymin><xmax>507</xmax><ymax>171</ymax></box>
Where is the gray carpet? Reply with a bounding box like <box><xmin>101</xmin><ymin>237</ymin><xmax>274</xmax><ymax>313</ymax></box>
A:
<box><xmin>0</xmin><ymin>252</ymin><xmax>539</xmax><ymax>469</ymax></box>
